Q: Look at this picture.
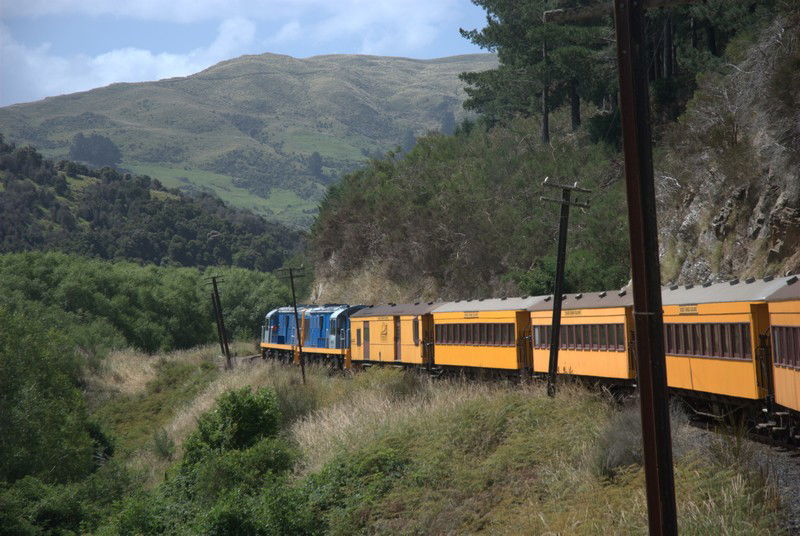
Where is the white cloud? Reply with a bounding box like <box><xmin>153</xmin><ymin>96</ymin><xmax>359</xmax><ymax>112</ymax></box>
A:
<box><xmin>0</xmin><ymin>17</ymin><xmax>256</xmax><ymax>105</ymax></box>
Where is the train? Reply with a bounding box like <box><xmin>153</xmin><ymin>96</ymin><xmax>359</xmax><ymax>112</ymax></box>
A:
<box><xmin>260</xmin><ymin>274</ymin><xmax>800</xmax><ymax>440</ymax></box>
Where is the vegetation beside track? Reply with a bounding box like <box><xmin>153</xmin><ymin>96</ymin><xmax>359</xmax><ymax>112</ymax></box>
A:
<box><xmin>2</xmin><ymin>342</ymin><xmax>788</xmax><ymax>534</ymax></box>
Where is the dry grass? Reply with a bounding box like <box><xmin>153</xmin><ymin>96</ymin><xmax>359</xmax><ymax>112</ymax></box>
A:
<box><xmin>292</xmin><ymin>377</ymin><xmax>505</xmax><ymax>473</ymax></box>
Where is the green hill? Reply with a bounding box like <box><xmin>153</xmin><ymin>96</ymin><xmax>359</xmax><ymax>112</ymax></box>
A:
<box><xmin>0</xmin><ymin>53</ymin><xmax>496</xmax><ymax>228</ymax></box>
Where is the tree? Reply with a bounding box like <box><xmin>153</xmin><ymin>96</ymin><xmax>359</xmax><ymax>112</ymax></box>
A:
<box><xmin>69</xmin><ymin>133</ymin><xmax>122</xmax><ymax>167</ymax></box>
<box><xmin>459</xmin><ymin>0</ymin><xmax>613</xmax><ymax>140</ymax></box>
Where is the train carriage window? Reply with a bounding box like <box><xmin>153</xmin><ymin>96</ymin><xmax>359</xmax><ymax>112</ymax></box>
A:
<box><xmin>457</xmin><ymin>324</ymin><xmax>464</xmax><ymax>344</ymax></box>
<box><xmin>495</xmin><ymin>323</ymin><xmax>502</xmax><ymax>345</ymax></box>
<box><xmin>565</xmin><ymin>325</ymin><xmax>573</xmax><ymax>349</ymax></box>
<box><xmin>742</xmin><ymin>324</ymin><xmax>752</xmax><ymax>358</ymax></box>
<box><xmin>508</xmin><ymin>324</ymin><xmax>516</xmax><ymax>346</ymax></box>
<box><xmin>500</xmin><ymin>324</ymin><xmax>507</xmax><ymax>346</ymax></box>
<box><xmin>681</xmin><ymin>325</ymin><xmax>689</xmax><ymax>355</ymax></box>
<box><xmin>615</xmin><ymin>325</ymin><xmax>625</xmax><ymax>351</ymax></box>
<box><xmin>545</xmin><ymin>326</ymin><xmax>551</xmax><ymax>348</ymax></box>
<box><xmin>783</xmin><ymin>327</ymin><xmax>791</xmax><ymax>367</ymax></box>
<box><xmin>730</xmin><ymin>324</ymin><xmax>744</xmax><ymax>359</ymax></box>
<box><xmin>691</xmin><ymin>325</ymin><xmax>701</xmax><ymax>356</ymax></box>
<box><xmin>534</xmin><ymin>326</ymin><xmax>541</xmax><ymax>348</ymax></box>
<box><xmin>582</xmin><ymin>325</ymin><xmax>590</xmax><ymax>351</ymax></box>
<box><xmin>676</xmin><ymin>325</ymin><xmax>684</xmax><ymax>354</ymax></box>
<box><xmin>413</xmin><ymin>317</ymin><xmax>420</xmax><ymax>346</ymax></box>
<box><xmin>673</xmin><ymin>324</ymin><xmax>680</xmax><ymax>354</ymax></box>
<box><xmin>356</xmin><ymin>329</ymin><xmax>362</xmax><ymax>347</ymax></box>
<box><xmin>698</xmin><ymin>324</ymin><xmax>707</xmax><ymax>356</ymax></box>
<box><xmin>670</xmin><ymin>324</ymin><xmax>678</xmax><ymax>354</ymax></box>
<box><xmin>773</xmin><ymin>328</ymin><xmax>781</xmax><ymax>366</ymax></box>
<box><xmin>778</xmin><ymin>327</ymin><xmax>786</xmax><ymax>366</ymax></box>
<box><xmin>608</xmin><ymin>323</ymin><xmax>617</xmax><ymax>350</ymax></box>
<box><xmin>792</xmin><ymin>327</ymin><xmax>799</xmax><ymax>368</ymax></box>
<box><xmin>591</xmin><ymin>325</ymin><xmax>599</xmax><ymax>350</ymax></box>
<box><xmin>719</xmin><ymin>324</ymin><xmax>728</xmax><ymax>357</ymax></box>
<box><xmin>572</xmin><ymin>325</ymin><xmax>580</xmax><ymax>349</ymax></box>
<box><xmin>788</xmin><ymin>327</ymin><xmax>797</xmax><ymax>367</ymax></box>
<box><xmin>559</xmin><ymin>326</ymin><xmax>566</xmax><ymax>349</ymax></box>
<box><xmin>599</xmin><ymin>324</ymin><xmax>608</xmax><ymax>350</ymax></box>
<box><xmin>486</xmin><ymin>324</ymin><xmax>494</xmax><ymax>345</ymax></box>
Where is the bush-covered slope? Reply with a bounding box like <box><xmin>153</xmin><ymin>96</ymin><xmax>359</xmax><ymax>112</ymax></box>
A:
<box><xmin>0</xmin><ymin>252</ymin><xmax>289</xmax><ymax>353</ymax></box>
<box><xmin>0</xmin><ymin>53</ymin><xmax>496</xmax><ymax>227</ymax></box>
<box><xmin>311</xmin><ymin>116</ymin><xmax>631</xmax><ymax>302</ymax></box>
<box><xmin>0</xmin><ymin>139</ymin><xmax>299</xmax><ymax>271</ymax></box>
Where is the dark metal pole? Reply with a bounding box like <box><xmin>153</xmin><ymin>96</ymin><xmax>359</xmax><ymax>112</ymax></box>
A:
<box><xmin>547</xmin><ymin>187</ymin><xmax>571</xmax><ymax>397</ymax></box>
<box><xmin>287</xmin><ymin>268</ymin><xmax>306</xmax><ymax>385</ymax></box>
<box><xmin>613</xmin><ymin>1</ymin><xmax>677</xmax><ymax>534</ymax></box>
<box><xmin>211</xmin><ymin>277</ymin><xmax>232</xmax><ymax>370</ymax></box>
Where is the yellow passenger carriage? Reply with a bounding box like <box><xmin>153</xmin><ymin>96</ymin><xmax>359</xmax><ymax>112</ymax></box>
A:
<box><xmin>766</xmin><ymin>275</ymin><xmax>800</xmax><ymax>415</ymax></box>
<box><xmin>350</xmin><ymin>303</ymin><xmax>438</xmax><ymax>366</ymax></box>
<box><xmin>431</xmin><ymin>297</ymin><xmax>544</xmax><ymax>371</ymax></box>
<box><xmin>660</xmin><ymin>278</ymin><xmax>788</xmax><ymax>401</ymax></box>
<box><xmin>529</xmin><ymin>290</ymin><xmax>635</xmax><ymax>380</ymax></box>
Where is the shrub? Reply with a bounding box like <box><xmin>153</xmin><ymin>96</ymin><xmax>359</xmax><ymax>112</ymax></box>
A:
<box><xmin>182</xmin><ymin>387</ymin><xmax>280</xmax><ymax>465</ymax></box>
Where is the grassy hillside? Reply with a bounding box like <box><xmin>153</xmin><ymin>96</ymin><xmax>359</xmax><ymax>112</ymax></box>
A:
<box><xmin>0</xmin><ymin>53</ymin><xmax>496</xmax><ymax>227</ymax></box>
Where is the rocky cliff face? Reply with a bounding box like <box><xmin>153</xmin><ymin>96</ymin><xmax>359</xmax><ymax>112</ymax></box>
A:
<box><xmin>658</xmin><ymin>15</ymin><xmax>800</xmax><ymax>284</ymax></box>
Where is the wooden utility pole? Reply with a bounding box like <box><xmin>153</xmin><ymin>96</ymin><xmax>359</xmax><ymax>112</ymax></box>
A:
<box><xmin>541</xmin><ymin>178</ymin><xmax>590</xmax><ymax>397</ymax></box>
<box><xmin>277</xmin><ymin>267</ymin><xmax>307</xmax><ymax>384</ymax></box>
<box><xmin>208</xmin><ymin>276</ymin><xmax>232</xmax><ymax>370</ymax></box>
<box><xmin>613</xmin><ymin>0</ymin><xmax>679</xmax><ymax>534</ymax></box>
<box><xmin>542</xmin><ymin>1</ymin><xmax>704</xmax><ymax>533</ymax></box>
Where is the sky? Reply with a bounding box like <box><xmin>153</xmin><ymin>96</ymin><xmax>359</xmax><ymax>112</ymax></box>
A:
<box><xmin>0</xmin><ymin>0</ymin><xmax>489</xmax><ymax>106</ymax></box>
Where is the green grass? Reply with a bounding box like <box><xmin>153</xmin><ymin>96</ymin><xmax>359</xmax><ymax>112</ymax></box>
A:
<box><xmin>292</xmin><ymin>377</ymin><xmax>787</xmax><ymax>535</ymax></box>
<box><xmin>282</xmin><ymin>130</ymin><xmax>370</xmax><ymax>161</ymax></box>
<box><xmin>92</xmin><ymin>359</ymin><xmax>219</xmax><ymax>454</ymax></box>
<box><xmin>124</xmin><ymin>161</ymin><xmax>318</xmax><ymax>226</ymax></box>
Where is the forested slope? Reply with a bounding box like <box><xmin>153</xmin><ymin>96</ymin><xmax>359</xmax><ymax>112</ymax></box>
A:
<box><xmin>310</xmin><ymin>1</ymin><xmax>799</xmax><ymax>302</ymax></box>
<box><xmin>0</xmin><ymin>138</ymin><xmax>299</xmax><ymax>271</ymax></box>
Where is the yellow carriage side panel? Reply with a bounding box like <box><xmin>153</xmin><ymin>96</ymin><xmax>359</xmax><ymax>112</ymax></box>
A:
<box><xmin>350</xmin><ymin>315</ymin><xmax>427</xmax><ymax>364</ymax></box>
<box><xmin>773</xmin><ymin>367</ymin><xmax>799</xmax><ymax>413</ymax></box>
<box><xmin>769</xmin><ymin>299</ymin><xmax>800</xmax><ymax>412</ymax></box>
<box><xmin>665</xmin><ymin>356</ymin><xmax>693</xmax><ymax>390</ymax></box>
<box><xmin>433</xmin><ymin>310</ymin><xmax>524</xmax><ymax>370</ymax></box>
<box><xmin>662</xmin><ymin>302</ymin><xmax>762</xmax><ymax>399</ymax></box>
<box><xmin>530</xmin><ymin>306</ymin><xmax>634</xmax><ymax>380</ymax></box>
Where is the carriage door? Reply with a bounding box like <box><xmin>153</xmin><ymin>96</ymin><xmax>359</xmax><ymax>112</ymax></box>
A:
<box><xmin>516</xmin><ymin>312</ymin><xmax>533</xmax><ymax>372</ymax></box>
<box><xmin>394</xmin><ymin>316</ymin><xmax>401</xmax><ymax>361</ymax></box>
<box><xmin>364</xmin><ymin>321</ymin><xmax>370</xmax><ymax>360</ymax></box>
<box><xmin>750</xmin><ymin>303</ymin><xmax>773</xmax><ymax>399</ymax></box>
